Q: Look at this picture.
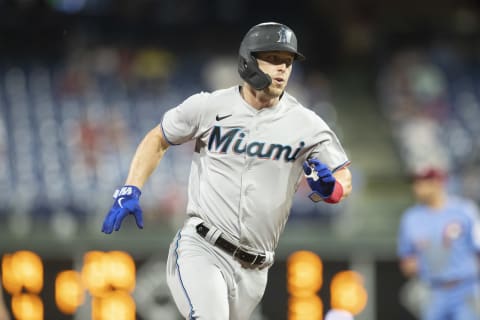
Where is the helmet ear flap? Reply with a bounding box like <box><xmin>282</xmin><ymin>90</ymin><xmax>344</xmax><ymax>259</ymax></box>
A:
<box><xmin>238</xmin><ymin>54</ymin><xmax>271</xmax><ymax>90</ymax></box>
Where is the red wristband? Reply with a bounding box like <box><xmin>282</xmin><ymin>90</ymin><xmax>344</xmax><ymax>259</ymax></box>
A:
<box><xmin>324</xmin><ymin>180</ymin><xmax>344</xmax><ymax>204</ymax></box>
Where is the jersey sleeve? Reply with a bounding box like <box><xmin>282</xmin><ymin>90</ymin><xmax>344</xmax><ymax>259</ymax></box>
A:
<box><xmin>397</xmin><ymin>213</ymin><xmax>416</xmax><ymax>258</ymax></box>
<box><xmin>308</xmin><ymin>117</ymin><xmax>350</xmax><ymax>172</ymax></box>
<box><xmin>160</xmin><ymin>92</ymin><xmax>209</xmax><ymax>145</ymax></box>
<box><xmin>464</xmin><ymin>200</ymin><xmax>480</xmax><ymax>252</ymax></box>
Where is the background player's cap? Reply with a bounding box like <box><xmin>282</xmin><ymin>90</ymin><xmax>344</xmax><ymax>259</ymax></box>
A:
<box><xmin>411</xmin><ymin>166</ymin><xmax>447</xmax><ymax>182</ymax></box>
<box><xmin>325</xmin><ymin>309</ymin><xmax>354</xmax><ymax>320</ymax></box>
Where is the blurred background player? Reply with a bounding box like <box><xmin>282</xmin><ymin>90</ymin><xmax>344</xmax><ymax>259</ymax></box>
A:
<box><xmin>397</xmin><ymin>167</ymin><xmax>480</xmax><ymax>320</ymax></box>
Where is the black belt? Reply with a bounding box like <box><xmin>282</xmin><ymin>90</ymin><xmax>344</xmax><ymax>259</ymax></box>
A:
<box><xmin>196</xmin><ymin>223</ymin><xmax>266</xmax><ymax>266</ymax></box>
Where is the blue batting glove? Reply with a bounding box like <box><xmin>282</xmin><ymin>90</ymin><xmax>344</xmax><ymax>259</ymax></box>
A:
<box><xmin>101</xmin><ymin>185</ymin><xmax>144</xmax><ymax>234</ymax></box>
<box><xmin>303</xmin><ymin>158</ymin><xmax>336</xmax><ymax>202</ymax></box>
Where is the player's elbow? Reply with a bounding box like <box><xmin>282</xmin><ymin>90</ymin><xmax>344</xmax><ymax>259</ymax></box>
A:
<box><xmin>147</xmin><ymin>126</ymin><xmax>170</xmax><ymax>154</ymax></box>
<box><xmin>335</xmin><ymin>168</ymin><xmax>352</xmax><ymax>199</ymax></box>
<box><xmin>340</xmin><ymin>178</ymin><xmax>352</xmax><ymax>199</ymax></box>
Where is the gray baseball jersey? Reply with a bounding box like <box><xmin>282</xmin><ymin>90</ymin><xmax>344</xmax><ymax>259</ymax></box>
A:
<box><xmin>161</xmin><ymin>85</ymin><xmax>349</xmax><ymax>253</ymax></box>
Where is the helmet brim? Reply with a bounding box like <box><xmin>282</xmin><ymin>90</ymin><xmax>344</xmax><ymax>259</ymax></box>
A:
<box><xmin>251</xmin><ymin>46</ymin><xmax>305</xmax><ymax>61</ymax></box>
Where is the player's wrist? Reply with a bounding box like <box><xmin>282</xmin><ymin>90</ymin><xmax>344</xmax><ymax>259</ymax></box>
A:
<box><xmin>323</xmin><ymin>180</ymin><xmax>343</xmax><ymax>203</ymax></box>
<box><xmin>308</xmin><ymin>180</ymin><xmax>343</xmax><ymax>203</ymax></box>
<box><xmin>113</xmin><ymin>185</ymin><xmax>142</xmax><ymax>199</ymax></box>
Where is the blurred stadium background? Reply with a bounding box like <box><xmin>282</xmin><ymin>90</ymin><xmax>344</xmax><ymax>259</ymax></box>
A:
<box><xmin>1</xmin><ymin>0</ymin><xmax>480</xmax><ymax>319</ymax></box>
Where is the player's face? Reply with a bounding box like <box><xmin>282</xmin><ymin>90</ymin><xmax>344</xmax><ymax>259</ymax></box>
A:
<box><xmin>412</xmin><ymin>179</ymin><xmax>443</xmax><ymax>203</ymax></box>
<box><xmin>255</xmin><ymin>51</ymin><xmax>295</xmax><ymax>97</ymax></box>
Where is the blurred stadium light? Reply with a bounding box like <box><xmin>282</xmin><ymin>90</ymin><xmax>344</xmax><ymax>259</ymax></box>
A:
<box><xmin>330</xmin><ymin>271</ymin><xmax>368</xmax><ymax>316</ymax></box>
<box><xmin>55</xmin><ymin>270</ymin><xmax>84</xmax><ymax>315</ymax></box>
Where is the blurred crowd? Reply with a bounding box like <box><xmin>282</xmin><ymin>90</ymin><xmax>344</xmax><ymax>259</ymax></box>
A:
<box><xmin>0</xmin><ymin>45</ymin><xmax>342</xmax><ymax>231</ymax></box>
<box><xmin>2</xmin><ymin>38</ymin><xmax>480</xmax><ymax>236</ymax></box>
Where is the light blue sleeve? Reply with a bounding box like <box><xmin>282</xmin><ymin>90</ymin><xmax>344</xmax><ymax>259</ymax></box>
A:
<box><xmin>397</xmin><ymin>213</ymin><xmax>416</xmax><ymax>258</ymax></box>
<box><xmin>464</xmin><ymin>200</ymin><xmax>480</xmax><ymax>252</ymax></box>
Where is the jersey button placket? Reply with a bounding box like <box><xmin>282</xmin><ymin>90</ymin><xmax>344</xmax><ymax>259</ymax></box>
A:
<box><xmin>239</xmin><ymin>112</ymin><xmax>260</xmax><ymax>235</ymax></box>
<box><xmin>238</xmin><ymin>123</ymin><xmax>253</xmax><ymax>239</ymax></box>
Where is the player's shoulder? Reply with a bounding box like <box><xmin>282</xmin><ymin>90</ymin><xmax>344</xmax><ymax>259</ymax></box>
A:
<box><xmin>448</xmin><ymin>195</ymin><xmax>476</xmax><ymax>206</ymax></box>
<box><xmin>191</xmin><ymin>86</ymin><xmax>237</xmax><ymax>102</ymax></box>
<box><xmin>448</xmin><ymin>196</ymin><xmax>479</xmax><ymax>218</ymax></box>
<box><xmin>401</xmin><ymin>205</ymin><xmax>425</xmax><ymax>221</ymax></box>
<box><xmin>282</xmin><ymin>92</ymin><xmax>312</xmax><ymax>113</ymax></box>
<box><xmin>180</xmin><ymin>86</ymin><xmax>236</xmax><ymax>109</ymax></box>
<box><xmin>282</xmin><ymin>91</ymin><xmax>327</xmax><ymax>123</ymax></box>
<box><xmin>184</xmin><ymin>89</ymin><xmax>213</xmax><ymax>103</ymax></box>
<box><xmin>209</xmin><ymin>86</ymin><xmax>238</xmax><ymax>97</ymax></box>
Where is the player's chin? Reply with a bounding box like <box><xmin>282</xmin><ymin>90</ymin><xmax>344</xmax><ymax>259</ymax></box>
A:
<box><xmin>264</xmin><ymin>85</ymin><xmax>284</xmax><ymax>98</ymax></box>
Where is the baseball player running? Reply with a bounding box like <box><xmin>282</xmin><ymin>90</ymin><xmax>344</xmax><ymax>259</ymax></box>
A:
<box><xmin>397</xmin><ymin>167</ymin><xmax>480</xmax><ymax>320</ymax></box>
<box><xmin>102</xmin><ymin>22</ymin><xmax>352</xmax><ymax>319</ymax></box>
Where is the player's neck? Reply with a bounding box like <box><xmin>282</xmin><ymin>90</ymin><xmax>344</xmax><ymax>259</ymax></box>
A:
<box><xmin>240</xmin><ymin>85</ymin><xmax>280</xmax><ymax>110</ymax></box>
<box><xmin>426</xmin><ymin>192</ymin><xmax>447</xmax><ymax>210</ymax></box>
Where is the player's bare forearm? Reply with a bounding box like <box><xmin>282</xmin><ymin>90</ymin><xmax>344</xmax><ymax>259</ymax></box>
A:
<box><xmin>333</xmin><ymin>167</ymin><xmax>352</xmax><ymax>200</ymax></box>
<box><xmin>400</xmin><ymin>256</ymin><xmax>418</xmax><ymax>278</ymax></box>
<box><xmin>125</xmin><ymin>126</ymin><xmax>170</xmax><ymax>189</ymax></box>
